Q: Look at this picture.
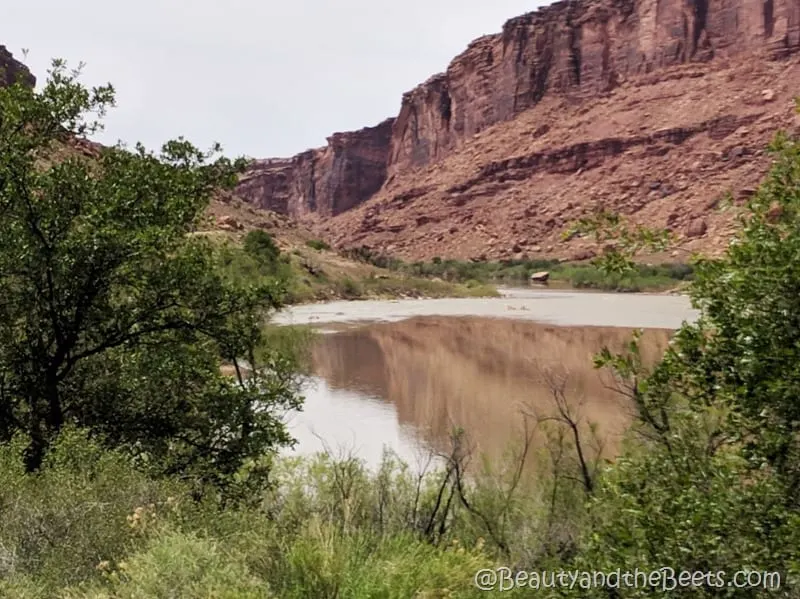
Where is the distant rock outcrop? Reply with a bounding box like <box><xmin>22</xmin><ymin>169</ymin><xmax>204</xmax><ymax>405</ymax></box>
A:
<box><xmin>237</xmin><ymin>119</ymin><xmax>394</xmax><ymax>218</ymax></box>
<box><xmin>0</xmin><ymin>46</ymin><xmax>35</xmax><ymax>88</ymax></box>
<box><xmin>239</xmin><ymin>0</ymin><xmax>800</xmax><ymax>215</ymax></box>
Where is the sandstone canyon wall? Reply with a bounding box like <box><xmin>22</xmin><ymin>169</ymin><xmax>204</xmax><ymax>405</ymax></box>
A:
<box><xmin>238</xmin><ymin>0</ymin><xmax>800</xmax><ymax>227</ymax></box>
<box><xmin>0</xmin><ymin>46</ymin><xmax>34</xmax><ymax>87</ymax></box>
<box><xmin>237</xmin><ymin>118</ymin><xmax>394</xmax><ymax>218</ymax></box>
<box><xmin>387</xmin><ymin>0</ymin><xmax>799</xmax><ymax>174</ymax></box>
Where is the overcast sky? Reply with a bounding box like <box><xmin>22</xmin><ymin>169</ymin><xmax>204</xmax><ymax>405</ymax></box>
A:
<box><xmin>4</xmin><ymin>1</ymin><xmax>541</xmax><ymax>158</ymax></box>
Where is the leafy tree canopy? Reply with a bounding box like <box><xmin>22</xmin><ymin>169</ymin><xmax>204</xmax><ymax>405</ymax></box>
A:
<box><xmin>0</xmin><ymin>60</ymin><xmax>302</xmax><ymax>491</ymax></box>
<box><xmin>571</xmin><ymin>118</ymin><xmax>800</xmax><ymax>595</ymax></box>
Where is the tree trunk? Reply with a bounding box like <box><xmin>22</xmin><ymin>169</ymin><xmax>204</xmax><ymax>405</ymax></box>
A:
<box><xmin>45</xmin><ymin>368</ymin><xmax>63</xmax><ymax>432</ymax></box>
<box><xmin>24</xmin><ymin>396</ymin><xmax>45</xmax><ymax>472</ymax></box>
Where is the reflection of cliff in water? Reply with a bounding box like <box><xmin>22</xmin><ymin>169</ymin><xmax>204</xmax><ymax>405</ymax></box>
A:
<box><xmin>310</xmin><ymin>333</ymin><xmax>391</xmax><ymax>398</ymax></box>
<box><xmin>312</xmin><ymin>317</ymin><xmax>671</xmax><ymax>461</ymax></box>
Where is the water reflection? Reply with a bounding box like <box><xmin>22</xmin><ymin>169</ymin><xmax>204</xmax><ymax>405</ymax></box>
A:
<box><xmin>284</xmin><ymin>377</ymin><xmax>432</xmax><ymax>470</ymax></box>
<box><xmin>288</xmin><ymin>317</ymin><xmax>671</xmax><ymax>467</ymax></box>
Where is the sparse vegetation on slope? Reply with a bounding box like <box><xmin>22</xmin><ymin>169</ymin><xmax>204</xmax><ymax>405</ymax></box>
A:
<box><xmin>200</xmin><ymin>198</ymin><xmax>499</xmax><ymax>301</ymax></box>
<box><xmin>213</xmin><ymin>230</ymin><xmax>498</xmax><ymax>303</ymax></box>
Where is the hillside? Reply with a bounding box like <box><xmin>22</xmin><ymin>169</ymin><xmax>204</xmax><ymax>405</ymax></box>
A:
<box><xmin>0</xmin><ymin>49</ymin><xmax>498</xmax><ymax>303</ymax></box>
<box><xmin>235</xmin><ymin>0</ymin><xmax>800</xmax><ymax>261</ymax></box>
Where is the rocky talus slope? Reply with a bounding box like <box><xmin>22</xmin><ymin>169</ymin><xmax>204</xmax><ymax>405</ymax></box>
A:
<box><xmin>237</xmin><ymin>0</ymin><xmax>800</xmax><ymax>261</ymax></box>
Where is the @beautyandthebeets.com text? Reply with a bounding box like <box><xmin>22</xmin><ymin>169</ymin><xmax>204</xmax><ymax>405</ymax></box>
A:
<box><xmin>473</xmin><ymin>567</ymin><xmax>783</xmax><ymax>592</ymax></box>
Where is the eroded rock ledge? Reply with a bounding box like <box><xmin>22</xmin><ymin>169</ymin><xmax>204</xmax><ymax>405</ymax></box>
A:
<box><xmin>0</xmin><ymin>46</ymin><xmax>35</xmax><ymax>87</ymax></box>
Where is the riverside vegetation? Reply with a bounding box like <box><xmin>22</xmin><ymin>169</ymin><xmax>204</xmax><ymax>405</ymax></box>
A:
<box><xmin>216</xmin><ymin>229</ymin><xmax>499</xmax><ymax>304</ymax></box>
<box><xmin>0</xmin><ymin>61</ymin><xmax>798</xmax><ymax>598</ymax></box>
<box><xmin>214</xmin><ymin>229</ymin><xmax>498</xmax><ymax>305</ymax></box>
<box><xmin>340</xmin><ymin>248</ymin><xmax>694</xmax><ymax>292</ymax></box>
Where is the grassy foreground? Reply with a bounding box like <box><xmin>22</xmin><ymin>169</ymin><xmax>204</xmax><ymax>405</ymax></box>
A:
<box><xmin>0</xmin><ymin>430</ymin><xmax>561</xmax><ymax>599</ymax></box>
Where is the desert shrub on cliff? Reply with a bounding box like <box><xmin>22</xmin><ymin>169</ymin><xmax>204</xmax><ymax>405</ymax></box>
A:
<box><xmin>305</xmin><ymin>238</ymin><xmax>331</xmax><ymax>251</ymax></box>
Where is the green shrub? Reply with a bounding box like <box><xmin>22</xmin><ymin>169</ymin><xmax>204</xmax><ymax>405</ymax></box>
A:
<box><xmin>0</xmin><ymin>430</ymin><xmax>184</xmax><ymax>592</ymax></box>
<box><xmin>244</xmin><ymin>229</ymin><xmax>281</xmax><ymax>264</ymax></box>
<box><xmin>305</xmin><ymin>239</ymin><xmax>331</xmax><ymax>251</ymax></box>
<box><xmin>0</xmin><ymin>428</ymin><xmax>581</xmax><ymax>597</ymax></box>
<box><xmin>336</xmin><ymin>278</ymin><xmax>363</xmax><ymax>299</ymax></box>
<box><xmin>340</xmin><ymin>247</ymin><xmax>401</xmax><ymax>270</ymax></box>
<box><xmin>376</xmin><ymin>255</ymin><xmax>690</xmax><ymax>291</ymax></box>
<box><xmin>0</xmin><ymin>578</ymin><xmax>50</xmax><ymax>599</ymax></box>
<box><xmin>84</xmin><ymin>532</ymin><xmax>268</xmax><ymax>599</ymax></box>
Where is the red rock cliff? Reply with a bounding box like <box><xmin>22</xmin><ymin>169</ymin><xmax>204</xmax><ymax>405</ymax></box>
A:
<box><xmin>238</xmin><ymin>118</ymin><xmax>394</xmax><ymax>218</ymax></box>
<box><xmin>0</xmin><ymin>46</ymin><xmax>35</xmax><ymax>87</ymax></box>
<box><xmin>239</xmin><ymin>0</ymin><xmax>800</xmax><ymax>231</ymax></box>
<box><xmin>388</xmin><ymin>0</ymin><xmax>800</xmax><ymax>174</ymax></box>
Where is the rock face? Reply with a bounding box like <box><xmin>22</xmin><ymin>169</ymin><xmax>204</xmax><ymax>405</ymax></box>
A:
<box><xmin>530</xmin><ymin>271</ymin><xmax>551</xmax><ymax>283</ymax></box>
<box><xmin>238</xmin><ymin>119</ymin><xmax>394</xmax><ymax>218</ymax></box>
<box><xmin>388</xmin><ymin>0</ymin><xmax>800</xmax><ymax>174</ymax></box>
<box><xmin>238</xmin><ymin>0</ymin><xmax>800</xmax><ymax>258</ymax></box>
<box><xmin>321</xmin><ymin>55</ymin><xmax>800</xmax><ymax>260</ymax></box>
<box><xmin>0</xmin><ymin>46</ymin><xmax>34</xmax><ymax>87</ymax></box>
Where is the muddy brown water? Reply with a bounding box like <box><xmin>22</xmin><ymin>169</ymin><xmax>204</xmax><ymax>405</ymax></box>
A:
<box><xmin>280</xmin><ymin>289</ymin><xmax>693</xmax><ymax>469</ymax></box>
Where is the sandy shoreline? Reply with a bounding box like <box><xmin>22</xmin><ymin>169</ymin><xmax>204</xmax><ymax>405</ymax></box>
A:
<box><xmin>274</xmin><ymin>288</ymin><xmax>699</xmax><ymax>330</ymax></box>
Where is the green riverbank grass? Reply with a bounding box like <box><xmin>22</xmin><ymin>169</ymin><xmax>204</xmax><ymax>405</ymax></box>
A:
<box><xmin>215</xmin><ymin>231</ymin><xmax>499</xmax><ymax>304</ymax></box>
<box><xmin>340</xmin><ymin>248</ymin><xmax>694</xmax><ymax>293</ymax></box>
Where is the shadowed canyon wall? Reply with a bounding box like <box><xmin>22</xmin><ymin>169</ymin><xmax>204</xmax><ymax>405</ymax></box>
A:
<box><xmin>237</xmin><ymin>0</ymin><xmax>800</xmax><ymax>220</ymax></box>
<box><xmin>0</xmin><ymin>46</ymin><xmax>34</xmax><ymax>88</ymax></box>
<box><xmin>237</xmin><ymin>119</ymin><xmax>394</xmax><ymax>218</ymax></box>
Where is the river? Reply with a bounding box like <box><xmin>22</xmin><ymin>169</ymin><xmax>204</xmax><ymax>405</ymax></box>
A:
<box><xmin>277</xmin><ymin>289</ymin><xmax>699</xmax><ymax>469</ymax></box>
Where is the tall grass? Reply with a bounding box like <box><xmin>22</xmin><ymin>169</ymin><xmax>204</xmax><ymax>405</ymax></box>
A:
<box><xmin>0</xmin><ymin>430</ymin><xmax>585</xmax><ymax>598</ymax></box>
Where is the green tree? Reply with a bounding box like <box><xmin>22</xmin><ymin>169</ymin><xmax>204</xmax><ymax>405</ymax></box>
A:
<box><xmin>244</xmin><ymin>229</ymin><xmax>281</xmax><ymax>265</ymax></box>
<box><xmin>562</xmin><ymin>127</ymin><xmax>800</xmax><ymax>596</ymax></box>
<box><xmin>0</xmin><ymin>60</ymin><xmax>302</xmax><ymax>488</ymax></box>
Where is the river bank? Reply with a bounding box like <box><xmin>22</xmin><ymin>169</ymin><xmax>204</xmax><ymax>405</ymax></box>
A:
<box><xmin>275</xmin><ymin>287</ymin><xmax>699</xmax><ymax>330</ymax></box>
<box><xmin>338</xmin><ymin>249</ymin><xmax>695</xmax><ymax>293</ymax></box>
<box><xmin>214</xmin><ymin>227</ymin><xmax>691</xmax><ymax>305</ymax></box>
